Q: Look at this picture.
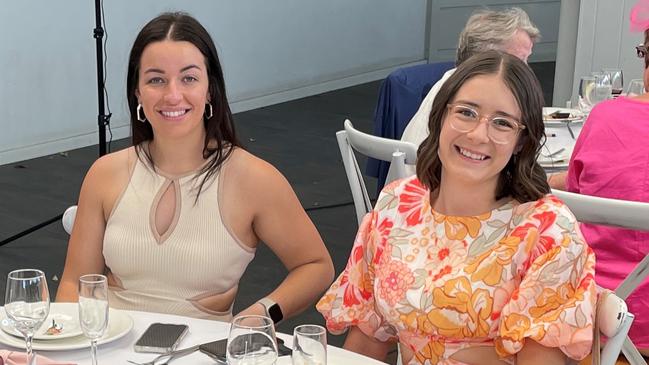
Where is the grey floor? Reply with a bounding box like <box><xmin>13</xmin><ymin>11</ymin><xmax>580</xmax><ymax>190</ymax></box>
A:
<box><xmin>0</xmin><ymin>62</ymin><xmax>554</xmax><ymax>354</ymax></box>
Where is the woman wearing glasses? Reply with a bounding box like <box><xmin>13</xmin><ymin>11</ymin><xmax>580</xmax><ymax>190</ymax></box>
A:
<box><xmin>548</xmin><ymin>3</ymin><xmax>649</xmax><ymax>357</ymax></box>
<box><xmin>318</xmin><ymin>51</ymin><xmax>596</xmax><ymax>365</ymax></box>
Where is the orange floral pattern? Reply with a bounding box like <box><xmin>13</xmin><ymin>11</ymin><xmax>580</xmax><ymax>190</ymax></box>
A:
<box><xmin>317</xmin><ymin>177</ymin><xmax>597</xmax><ymax>365</ymax></box>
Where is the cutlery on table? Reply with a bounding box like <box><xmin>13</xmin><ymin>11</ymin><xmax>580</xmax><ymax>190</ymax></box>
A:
<box><xmin>127</xmin><ymin>345</ymin><xmax>199</xmax><ymax>365</ymax></box>
<box><xmin>542</xmin><ymin>147</ymin><xmax>565</xmax><ymax>158</ymax></box>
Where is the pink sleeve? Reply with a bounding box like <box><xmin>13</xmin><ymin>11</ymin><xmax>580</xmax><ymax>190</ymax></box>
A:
<box><xmin>566</xmin><ymin>105</ymin><xmax>601</xmax><ymax>193</ymax></box>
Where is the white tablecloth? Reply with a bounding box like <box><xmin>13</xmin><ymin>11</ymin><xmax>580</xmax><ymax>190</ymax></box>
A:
<box><xmin>540</xmin><ymin>121</ymin><xmax>583</xmax><ymax>172</ymax></box>
<box><xmin>3</xmin><ymin>309</ymin><xmax>387</xmax><ymax>365</ymax></box>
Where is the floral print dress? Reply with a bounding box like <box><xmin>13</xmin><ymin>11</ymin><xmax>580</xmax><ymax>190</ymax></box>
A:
<box><xmin>317</xmin><ymin>177</ymin><xmax>597</xmax><ymax>365</ymax></box>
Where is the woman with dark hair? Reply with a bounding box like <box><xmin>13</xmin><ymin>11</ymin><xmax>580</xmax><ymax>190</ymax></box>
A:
<box><xmin>318</xmin><ymin>51</ymin><xmax>596</xmax><ymax>364</ymax></box>
<box><xmin>56</xmin><ymin>12</ymin><xmax>334</xmax><ymax>322</ymax></box>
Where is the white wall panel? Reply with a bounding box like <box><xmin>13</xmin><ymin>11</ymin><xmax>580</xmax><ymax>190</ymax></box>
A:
<box><xmin>428</xmin><ymin>0</ymin><xmax>560</xmax><ymax>63</ymax></box>
<box><xmin>568</xmin><ymin>0</ymin><xmax>643</xmax><ymax>105</ymax></box>
<box><xmin>0</xmin><ymin>0</ymin><xmax>427</xmax><ymax>164</ymax></box>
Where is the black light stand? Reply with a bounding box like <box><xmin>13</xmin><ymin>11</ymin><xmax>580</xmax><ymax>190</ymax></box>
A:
<box><xmin>94</xmin><ymin>0</ymin><xmax>110</xmax><ymax>156</ymax></box>
<box><xmin>0</xmin><ymin>1</ymin><xmax>109</xmax><ymax>247</ymax></box>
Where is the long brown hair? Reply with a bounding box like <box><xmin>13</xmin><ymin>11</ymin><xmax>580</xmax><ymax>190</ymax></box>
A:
<box><xmin>126</xmin><ymin>12</ymin><xmax>240</xmax><ymax>196</ymax></box>
<box><xmin>416</xmin><ymin>51</ymin><xmax>549</xmax><ymax>203</ymax></box>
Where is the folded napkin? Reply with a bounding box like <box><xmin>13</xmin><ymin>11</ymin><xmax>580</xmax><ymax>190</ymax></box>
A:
<box><xmin>0</xmin><ymin>350</ymin><xmax>75</xmax><ymax>365</ymax></box>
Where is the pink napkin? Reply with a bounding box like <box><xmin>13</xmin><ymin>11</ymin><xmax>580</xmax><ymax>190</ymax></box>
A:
<box><xmin>0</xmin><ymin>350</ymin><xmax>75</xmax><ymax>365</ymax></box>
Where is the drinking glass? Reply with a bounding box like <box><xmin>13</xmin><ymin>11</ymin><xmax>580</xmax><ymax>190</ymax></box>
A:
<box><xmin>78</xmin><ymin>274</ymin><xmax>109</xmax><ymax>365</ymax></box>
<box><xmin>292</xmin><ymin>325</ymin><xmax>327</xmax><ymax>365</ymax></box>
<box><xmin>591</xmin><ymin>73</ymin><xmax>613</xmax><ymax>105</ymax></box>
<box><xmin>4</xmin><ymin>269</ymin><xmax>50</xmax><ymax>365</ymax></box>
<box><xmin>227</xmin><ymin>315</ymin><xmax>278</xmax><ymax>365</ymax></box>
<box><xmin>603</xmin><ymin>68</ymin><xmax>624</xmax><ymax>96</ymax></box>
<box><xmin>578</xmin><ymin>76</ymin><xmax>596</xmax><ymax>113</ymax></box>
<box><xmin>627</xmin><ymin>79</ymin><xmax>645</xmax><ymax>96</ymax></box>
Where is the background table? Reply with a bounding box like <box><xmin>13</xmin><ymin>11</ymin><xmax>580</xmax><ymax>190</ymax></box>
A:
<box><xmin>8</xmin><ymin>309</ymin><xmax>387</xmax><ymax>365</ymax></box>
<box><xmin>541</xmin><ymin>121</ymin><xmax>583</xmax><ymax>172</ymax></box>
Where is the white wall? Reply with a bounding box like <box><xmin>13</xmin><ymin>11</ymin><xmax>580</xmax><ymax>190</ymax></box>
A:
<box><xmin>427</xmin><ymin>0</ymin><xmax>560</xmax><ymax>63</ymax></box>
<box><xmin>562</xmin><ymin>0</ymin><xmax>644</xmax><ymax>105</ymax></box>
<box><xmin>0</xmin><ymin>0</ymin><xmax>427</xmax><ymax>165</ymax></box>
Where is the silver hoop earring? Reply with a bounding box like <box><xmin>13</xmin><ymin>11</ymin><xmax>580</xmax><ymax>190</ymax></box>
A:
<box><xmin>205</xmin><ymin>103</ymin><xmax>213</xmax><ymax>119</ymax></box>
<box><xmin>136</xmin><ymin>104</ymin><xmax>147</xmax><ymax>122</ymax></box>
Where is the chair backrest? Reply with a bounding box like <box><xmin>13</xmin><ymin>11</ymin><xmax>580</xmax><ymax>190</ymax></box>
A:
<box><xmin>338</xmin><ymin>119</ymin><xmax>417</xmax><ymax>225</ymax></box>
<box><xmin>62</xmin><ymin>205</ymin><xmax>77</xmax><ymax>235</ymax></box>
<box><xmin>552</xmin><ymin>189</ymin><xmax>649</xmax><ymax>365</ymax></box>
<box><xmin>596</xmin><ymin>291</ymin><xmax>635</xmax><ymax>365</ymax></box>
<box><xmin>367</xmin><ymin>61</ymin><xmax>454</xmax><ymax>193</ymax></box>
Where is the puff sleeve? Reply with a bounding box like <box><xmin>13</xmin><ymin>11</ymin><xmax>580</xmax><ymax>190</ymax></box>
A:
<box><xmin>316</xmin><ymin>209</ymin><xmax>398</xmax><ymax>342</ymax></box>
<box><xmin>495</xmin><ymin>196</ymin><xmax>597</xmax><ymax>361</ymax></box>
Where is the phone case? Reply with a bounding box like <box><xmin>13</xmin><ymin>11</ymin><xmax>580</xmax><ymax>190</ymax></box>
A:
<box><xmin>134</xmin><ymin>323</ymin><xmax>189</xmax><ymax>353</ymax></box>
<box><xmin>199</xmin><ymin>337</ymin><xmax>292</xmax><ymax>360</ymax></box>
<box><xmin>199</xmin><ymin>339</ymin><xmax>227</xmax><ymax>362</ymax></box>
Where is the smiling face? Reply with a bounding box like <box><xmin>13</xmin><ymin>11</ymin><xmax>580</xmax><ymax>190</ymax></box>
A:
<box><xmin>437</xmin><ymin>73</ymin><xmax>522</xmax><ymax>192</ymax></box>
<box><xmin>136</xmin><ymin>39</ymin><xmax>210</xmax><ymax>142</ymax></box>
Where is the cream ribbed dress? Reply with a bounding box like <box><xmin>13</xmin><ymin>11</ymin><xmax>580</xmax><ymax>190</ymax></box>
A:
<box><xmin>103</xmin><ymin>158</ymin><xmax>254</xmax><ymax>321</ymax></box>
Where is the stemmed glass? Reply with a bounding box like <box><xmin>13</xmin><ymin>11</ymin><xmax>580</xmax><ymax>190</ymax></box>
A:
<box><xmin>4</xmin><ymin>269</ymin><xmax>50</xmax><ymax>365</ymax></box>
<box><xmin>603</xmin><ymin>68</ymin><xmax>624</xmax><ymax>96</ymax></box>
<box><xmin>78</xmin><ymin>274</ymin><xmax>109</xmax><ymax>365</ymax></box>
<box><xmin>227</xmin><ymin>315</ymin><xmax>278</xmax><ymax>365</ymax></box>
<box><xmin>292</xmin><ymin>325</ymin><xmax>327</xmax><ymax>365</ymax></box>
<box><xmin>578</xmin><ymin>76</ymin><xmax>596</xmax><ymax>113</ymax></box>
<box><xmin>591</xmin><ymin>72</ymin><xmax>613</xmax><ymax>105</ymax></box>
<box><xmin>627</xmin><ymin>79</ymin><xmax>645</xmax><ymax>96</ymax></box>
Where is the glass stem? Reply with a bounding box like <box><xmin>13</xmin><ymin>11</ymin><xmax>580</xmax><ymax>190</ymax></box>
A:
<box><xmin>91</xmin><ymin>339</ymin><xmax>98</xmax><ymax>365</ymax></box>
<box><xmin>25</xmin><ymin>334</ymin><xmax>35</xmax><ymax>365</ymax></box>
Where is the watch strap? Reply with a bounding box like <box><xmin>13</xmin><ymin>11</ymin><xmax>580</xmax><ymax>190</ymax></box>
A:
<box><xmin>258</xmin><ymin>297</ymin><xmax>283</xmax><ymax>324</ymax></box>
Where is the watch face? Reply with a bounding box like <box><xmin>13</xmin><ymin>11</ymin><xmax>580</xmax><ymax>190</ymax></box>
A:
<box><xmin>268</xmin><ymin>303</ymin><xmax>283</xmax><ymax>323</ymax></box>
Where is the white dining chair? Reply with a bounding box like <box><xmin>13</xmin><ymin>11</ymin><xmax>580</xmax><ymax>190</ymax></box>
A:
<box><xmin>552</xmin><ymin>189</ymin><xmax>649</xmax><ymax>365</ymax></box>
<box><xmin>61</xmin><ymin>205</ymin><xmax>77</xmax><ymax>235</ymax></box>
<box><xmin>337</xmin><ymin>119</ymin><xmax>417</xmax><ymax>226</ymax></box>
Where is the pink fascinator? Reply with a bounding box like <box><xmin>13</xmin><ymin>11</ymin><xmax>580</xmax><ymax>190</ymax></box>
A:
<box><xmin>631</xmin><ymin>0</ymin><xmax>649</xmax><ymax>32</ymax></box>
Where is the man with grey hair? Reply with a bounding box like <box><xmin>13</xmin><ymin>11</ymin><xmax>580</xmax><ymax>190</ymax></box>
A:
<box><xmin>400</xmin><ymin>7</ymin><xmax>540</xmax><ymax>147</ymax></box>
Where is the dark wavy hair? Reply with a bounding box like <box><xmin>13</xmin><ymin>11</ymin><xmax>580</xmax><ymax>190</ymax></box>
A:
<box><xmin>126</xmin><ymin>12</ymin><xmax>240</xmax><ymax>195</ymax></box>
<box><xmin>416</xmin><ymin>50</ymin><xmax>549</xmax><ymax>203</ymax></box>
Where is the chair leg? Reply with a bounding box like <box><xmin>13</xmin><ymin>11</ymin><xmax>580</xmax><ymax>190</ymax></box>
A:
<box><xmin>622</xmin><ymin>337</ymin><xmax>647</xmax><ymax>365</ymax></box>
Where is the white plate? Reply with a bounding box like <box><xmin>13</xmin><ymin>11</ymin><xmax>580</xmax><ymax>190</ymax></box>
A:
<box><xmin>1</xmin><ymin>303</ymin><xmax>82</xmax><ymax>340</ymax></box>
<box><xmin>0</xmin><ymin>307</ymin><xmax>133</xmax><ymax>351</ymax></box>
<box><xmin>543</xmin><ymin>107</ymin><xmax>585</xmax><ymax>125</ymax></box>
<box><xmin>538</xmin><ymin>145</ymin><xmax>572</xmax><ymax>168</ymax></box>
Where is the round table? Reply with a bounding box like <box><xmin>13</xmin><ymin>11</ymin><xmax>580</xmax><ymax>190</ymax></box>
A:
<box><xmin>2</xmin><ymin>308</ymin><xmax>387</xmax><ymax>365</ymax></box>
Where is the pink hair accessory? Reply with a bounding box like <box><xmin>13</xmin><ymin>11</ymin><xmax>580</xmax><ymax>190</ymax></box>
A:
<box><xmin>630</xmin><ymin>0</ymin><xmax>649</xmax><ymax>32</ymax></box>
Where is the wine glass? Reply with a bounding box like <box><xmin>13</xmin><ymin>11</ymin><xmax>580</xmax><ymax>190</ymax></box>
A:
<box><xmin>78</xmin><ymin>274</ymin><xmax>109</xmax><ymax>365</ymax></box>
<box><xmin>4</xmin><ymin>269</ymin><xmax>50</xmax><ymax>365</ymax></box>
<box><xmin>627</xmin><ymin>79</ymin><xmax>645</xmax><ymax>96</ymax></box>
<box><xmin>578</xmin><ymin>76</ymin><xmax>596</xmax><ymax>113</ymax></box>
<box><xmin>603</xmin><ymin>68</ymin><xmax>624</xmax><ymax>96</ymax></box>
<box><xmin>591</xmin><ymin>72</ymin><xmax>613</xmax><ymax>105</ymax></box>
<box><xmin>227</xmin><ymin>315</ymin><xmax>278</xmax><ymax>365</ymax></box>
<box><xmin>292</xmin><ymin>325</ymin><xmax>327</xmax><ymax>365</ymax></box>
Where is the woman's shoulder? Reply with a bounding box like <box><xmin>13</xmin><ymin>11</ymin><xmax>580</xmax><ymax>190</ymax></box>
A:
<box><xmin>513</xmin><ymin>194</ymin><xmax>577</xmax><ymax>226</ymax></box>
<box><xmin>224</xmin><ymin>148</ymin><xmax>283</xmax><ymax>180</ymax></box>
<box><xmin>221</xmin><ymin>148</ymin><xmax>292</xmax><ymax>197</ymax></box>
<box><xmin>85</xmin><ymin>147</ymin><xmax>136</xmax><ymax>183</ymax></box>
<box><xmin>378</xmin><ymin>175</ymin><xmax>424</xmax><ymax>198</ymax></box>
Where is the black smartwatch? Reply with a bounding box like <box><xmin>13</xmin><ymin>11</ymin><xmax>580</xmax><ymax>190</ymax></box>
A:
<box><xmin>259</xmin><ymin>298</ymin><xmax>283</xmax><ymax>324</ymax></box>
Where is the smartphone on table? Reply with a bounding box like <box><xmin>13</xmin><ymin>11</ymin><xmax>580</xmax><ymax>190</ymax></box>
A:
<box><xmin>199</xmin><ymin>337</ymin><xmax>292</xmax><ymax>361</ymax></box>
<box><xmin>134</xmin><ymin>323</ymin><xmax>189</xmax><ymax>353</ymax></box>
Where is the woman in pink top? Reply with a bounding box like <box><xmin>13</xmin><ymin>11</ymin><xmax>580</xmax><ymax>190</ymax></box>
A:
<box><xmin>554</xmin><ymin>17</ymin><xmax>649</xmax><ymax>356</ymax></box>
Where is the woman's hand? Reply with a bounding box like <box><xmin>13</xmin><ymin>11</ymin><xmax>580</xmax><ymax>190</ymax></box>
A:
<box><xmin>547</xmin><ymin>171</ymin><xmax>568</xmax><ymax>190</ymax></box>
